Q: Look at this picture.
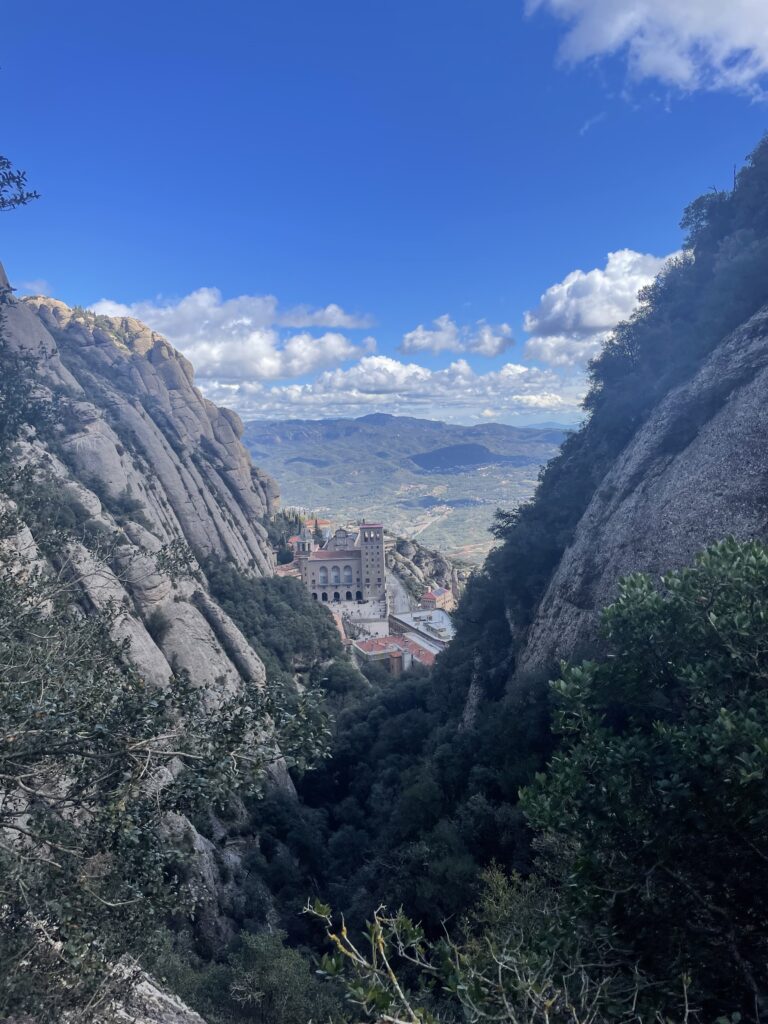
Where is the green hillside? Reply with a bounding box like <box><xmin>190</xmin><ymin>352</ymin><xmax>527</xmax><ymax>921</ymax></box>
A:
<box><xmin>243</xmin><ymin>414</ymin><xmax>566</xmax><ymax>562</ymax></box>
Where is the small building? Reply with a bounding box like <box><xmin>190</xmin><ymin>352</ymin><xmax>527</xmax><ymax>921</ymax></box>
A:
<box><xmin>274</xmin><ymin>562</ymin><xmax>302</xmax><ymax>580</ymax></box>
<box><xmin>389</xmin><ymin>608</ymin><xmax>456</xmax><ymax>649</ymax></box>
<box><xmin>352</xmin><ymin>634</ymin><xmax>437</xmax><ymax>676</ymax></box>
<box><xmin>421</xmin><ymin>586</ymin><xmax>455</xmax><ymax>612</ymax></box>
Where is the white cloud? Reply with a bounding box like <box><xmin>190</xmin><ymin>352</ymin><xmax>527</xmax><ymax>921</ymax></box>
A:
<box><xmin>89</xmin><ymin>287</ymin><xmax>374</xmax><ymax>382</ymax></box>
<box><xmin>88</xmin><ymin>287</ymin><xmax>585</xmax><ymax>423</ymax></box>
<box><xmin>401</xmin><ymin>314</ymin><xmax>514</xmax><ymax>357</ymax></box>
<box><xmin>579</xmin><ymin>111</ymin><xmax>605</xmax><ymax>136</ymax></box>
<box><xmin>524</xmin><ymin>248</ymin><xmax>674</xmax><ymax>366</ymax></box>
<box><xmin>278</xmin><ymin>303</ymin><xmax>374</xmax><ymax>329</ymax></box>
<box><xmin>528</xmin><ymin>0</ymin><xmax>768</xmax><ymax>95</ymax></box>
<box><xmin>18</xmin><ymin>279</ymin><xmax>52</xmax><ymax>295</ymax></box>
<box><xmin>199</xmin><ymin>354</ymin><xmax>586</xmax><ymax>423</ymax></box>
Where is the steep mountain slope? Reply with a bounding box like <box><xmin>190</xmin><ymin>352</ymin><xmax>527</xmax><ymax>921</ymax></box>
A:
<box><xmin>518</xmin><ymin>302</ymin><xmax>768</xmax><ymax>677</ymax></box>
<box><xmin>0</xmin><ymin>270</ymin><xmax>306</xmax><ymax>1017</ymax></box>
<box><xmin>447</xmin><ymin>136</ymin><xmax>768</xmax><ymax>709</ymax></box>
<box><xmin>243</xmin><ymin>414</ymin><xmax>566</xmax><ymax>561</ymax></box>
<box><xmin>2</xmin><ymin>288</ymin><xmax>278</xmax><ymax>706</ymax></box>
<box><xmin>387</xmin><ymin>535</ymin><xmax>469</xmax><ymax>599</ymax></box>
<box><xmin>291</xmin><ymin>137</ymin><xmax>768</xmax><ymax>953</ymax></box>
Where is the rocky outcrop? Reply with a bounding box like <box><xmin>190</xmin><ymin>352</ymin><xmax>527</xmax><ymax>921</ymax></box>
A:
<box><xmin>1</xmin><ymin>287</ymin><xmax>279</xmax><ymax>709</ymax></box>
<box><xmin>105</xmin><ymin>974</ymin><xmax>208</xmax><ymax>1024</ymax></box>
<box><xmin>515</xmin><ymin>304</ymin><xmax>768</xmax><ymax>680</ymax></box>
<box><xmin>19</xmin><ymin>296</ymin><xmax>277</xmax><ymax>574</ymax></box>
<box><xmin>0</xmin><ymin>270</ymin><xmax>288</xmax><ymax>970</ymax></box>
<box><xmin>387</xmin><ymin>536</ymin><xmax>468</xmax><ymax>599</ymax></box>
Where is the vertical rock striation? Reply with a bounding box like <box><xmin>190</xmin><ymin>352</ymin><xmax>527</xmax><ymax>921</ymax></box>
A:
<box><xmin>514</xmin><ymin>304</ymin><xmax>768</xmax><ymax>681</ymax></box>
<box><xmin>0</xmin><ymin>272</ymin><xmax>290</xmax><ymax>961</ymax></box>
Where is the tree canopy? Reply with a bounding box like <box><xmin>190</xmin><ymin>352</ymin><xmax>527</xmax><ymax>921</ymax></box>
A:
<box><xmin>315</xmin><ymin>538</ymin><xmax>768</xmax><ymax>1023</ymax></box>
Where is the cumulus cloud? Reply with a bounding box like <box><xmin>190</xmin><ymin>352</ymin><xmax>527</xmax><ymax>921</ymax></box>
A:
<box><xmin>401</xmin><ymin>315</ymin><xmax>514</xmax><ymax>357</ymax></box>
<box><xmin>528</xmin><ymin>0</ymin><xmax>768</xmax><ymax>95</ymax></box>
<box><xmin>89</xmin><ymin>287</ymin><xmax>374</xmax><ymax>382</ymax></box>
<box><xmin>89</xmin><ymin>286</ymin><xmax>585</xmax><ymax>423</ymax></box>
<box><xmin>278</xmin><ymin>303</ymin><xmax>374</xmax><ymax>329</ymax></box>
<box><xmin>199</xmin><ymin>354</ymin><xmax>586</xmax><ymax>423</ymax></box>
<box><xmin>524</xmin><ymin>248</ymin><xmax>674</xmax><ymax>367</ymax></box>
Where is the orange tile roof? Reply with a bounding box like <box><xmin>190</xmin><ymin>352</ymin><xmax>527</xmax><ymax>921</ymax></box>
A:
<box><xmin>354</xmin><ymin>634</ymin><xmax>436</xmax><ymax>667</ymax></box>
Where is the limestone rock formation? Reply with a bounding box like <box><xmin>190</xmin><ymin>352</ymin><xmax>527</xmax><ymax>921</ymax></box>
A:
<box><xmin>515</xmin><ymin>303</ymin><xmax>768</xmax><ymax>679</ymax></box>
<box><xmin>105</xmin><ymin>974</ymin><xmax>208</xmax><ymax>1024</ymax></box>
<box><xmin>19</xmin><ymin>295</ymin><xmax>278</xmax><ymax>573</ymax></box>
<box><xmin>1</xmin><ymin>286</ymin><xmax>279</xmax><ymax>709</ymax></box>
<box><xmin>387</xmin><ymin>535</ymin><xmax>468</xmax><ymax>599</ymax></box>
<box><xmin>0</xmin><ymin>269</ymin><xmax>289</xmax><ymax>966</ymax></box>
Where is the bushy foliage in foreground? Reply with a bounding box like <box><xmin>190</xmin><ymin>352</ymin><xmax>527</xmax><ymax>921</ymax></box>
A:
<box><xmin>0</xmin><ymin>540</ymin><xmax>335</xmax><ymax>1019</ymax></box>
<box><xmin>154</xmin><ymin>929</ymin><xmax>345</xmax><ymax>1024</ymax></box>
<box><xmin>0</xmin><ymin>153</ymin><xmax>39</xmax><ymax>212</ymax></box>
<box><xmin>314</xmin><ymin>539</ymin><xmax>768</xmax><ymax>1023</ymax></box>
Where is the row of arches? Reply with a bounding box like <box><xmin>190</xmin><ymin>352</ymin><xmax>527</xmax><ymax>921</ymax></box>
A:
<box><xmin>312</xmin><ymin>590</ymin><xmax>364</xmax><ymax>603</ymax></box>
<box><xmin>317</xmin><ymin>565</ymin><xmax>355</xmax><ymax>586</ymax></box>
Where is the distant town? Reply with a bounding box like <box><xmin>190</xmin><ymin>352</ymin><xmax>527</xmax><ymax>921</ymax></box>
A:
<box><xmin>276</xmin><ymin>515</ymin><xmax>457</xmax><ymax>676</ymax></box>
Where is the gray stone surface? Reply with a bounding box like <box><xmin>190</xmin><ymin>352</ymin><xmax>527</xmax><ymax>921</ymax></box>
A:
<box><xmin>1</xmin><ymin>289</ymin><xmax>281</xmax><ymax>715</ymax></box>
<box><xmin>516</xmin><ymin>304</ymin><xmax>768</xmax><ymax>679</ymax></box>
<box><xmin>102</xmin><ymin>971</ymin><xmax>209</xmax><ymax>1024</ymax></box>
<box><xmin>21</xmin><ymin>296</ymin><xmax>277</xmax><ymax>574</ymax></box>
<box><xmin>0</xmin><ymin>286</ymin><xmax>289</xmax><ymax>1010</ymax></box>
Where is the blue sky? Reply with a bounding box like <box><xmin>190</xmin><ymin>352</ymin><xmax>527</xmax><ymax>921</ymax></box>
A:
<box><xmin>2</xmin><ymin>0</ymin><xmax>768</xmax><ymax>423</ymax></box>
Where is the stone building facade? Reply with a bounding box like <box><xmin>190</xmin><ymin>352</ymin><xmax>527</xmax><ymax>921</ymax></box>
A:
<box><xmin>420</xmin><ymin>586</ymin><xmax>456</xmax><ymax>611</ymax></box>
<box><xmin>297</xmin><ymin>522</ymin><xmax>386</xmax><ymax>604</ymax></box>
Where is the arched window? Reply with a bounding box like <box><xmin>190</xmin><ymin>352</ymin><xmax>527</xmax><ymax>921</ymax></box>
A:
<box><xmin>333</xmin><ymin>591</ymin><xmax>340</xmax><ymax>602</ymax></box>
<box><xmin>331</xmin><ymin>565</ymin><xmax>341</xmax><ymax>585</ymax></box>
<box><xmin>321</xmin><ymin>592</ymin><xmax>328</xmax><ymax>602</ymax></box>
<box><xmin>343</xmin><ymin>566</ymin><xmax>353</xmax><ymax>585</ymax></box>
<box><xmin>346</xmin><ymin>590</ymin><xmax>353</xmax><ymax>601</ymax></box>
<box><xmin>355</xmin><ymin>590</ymin><xmax>363</xmax><ymax>601</ymax></box>
<box><xmin>319</xmin><ymin>567</ymin><xmax>328</xmax><ymax>586</ymax></box>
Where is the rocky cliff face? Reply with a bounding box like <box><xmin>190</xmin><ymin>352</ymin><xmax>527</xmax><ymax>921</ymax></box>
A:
<box><xmin>387</xmin><ymin>536</ymin><xmax>468</xmax><ymax>599</ymax></box>
<box><xmin>20</xmin><ymin>293</ymin><xmax>278</xmax><ymax>571</ymax></box>
<box><xmin>0</xmin><ymin>271</ymin><xmax>288</xmax><ymax>949</ymax></box>
<box><xmin>515</xmin><ymin>303</ymin><xmax>768</xmax><ymax>680</ymax></box>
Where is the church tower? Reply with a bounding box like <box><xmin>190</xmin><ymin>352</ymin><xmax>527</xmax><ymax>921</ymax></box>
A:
<box><xmin>359</xmin><ymin>522</ymin><xmax>385</xmax><ymax>601</ymax></box>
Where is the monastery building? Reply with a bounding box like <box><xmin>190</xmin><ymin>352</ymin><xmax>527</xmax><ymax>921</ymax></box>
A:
<box><xmin>295</xmin><ymin>521</ymin><xmax>387</xmax><ymax>604</ymax></box>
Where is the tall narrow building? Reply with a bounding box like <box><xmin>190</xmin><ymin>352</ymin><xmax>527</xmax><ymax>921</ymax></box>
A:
<box><xmin>358</xmin><ymin>522</ymin><xmax>385</xmax><ymax>602</ymax></box>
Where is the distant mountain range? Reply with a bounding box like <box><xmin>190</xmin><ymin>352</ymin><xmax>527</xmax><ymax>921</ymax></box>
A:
<box><xmin>243</xmin><ymin>414</ymin><xmax>567</xmax><ymax>562</ymax></box>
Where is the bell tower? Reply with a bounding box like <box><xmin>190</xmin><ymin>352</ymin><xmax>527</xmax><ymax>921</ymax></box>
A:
<box><xmin>359</xmin><ymin>522</ymin><xmax>385</xmax><ymax>601</ymax></box>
